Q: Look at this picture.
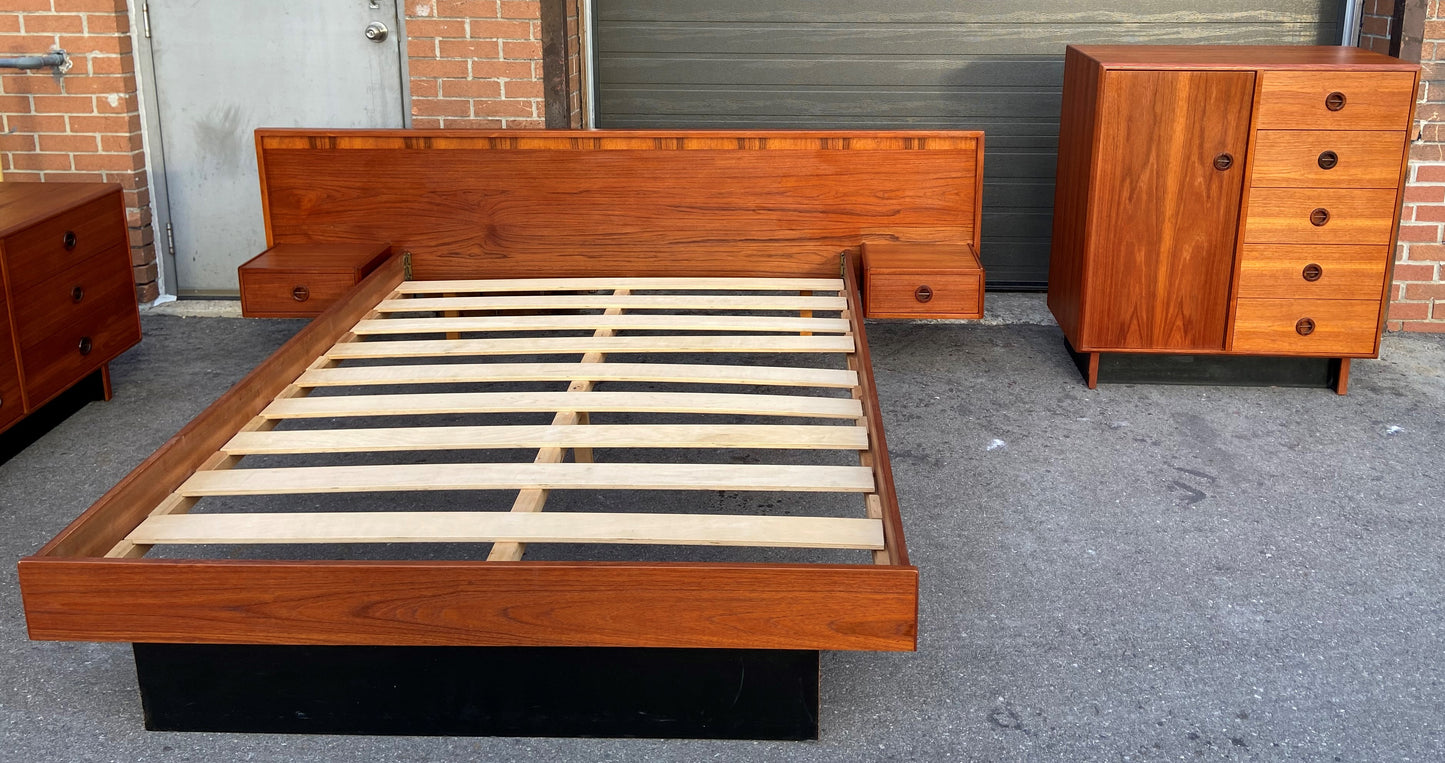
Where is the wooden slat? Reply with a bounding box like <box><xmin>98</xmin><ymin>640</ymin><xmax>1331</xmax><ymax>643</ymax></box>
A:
<box><xmin>261</xmin><ymin>390</ymin><xmax>862</xmax><ymax>420</ymax></box>
<box><xmin>296</xmin><ymin>361</ymin><xmax>858</xmax><ymax>389</ymax></box>
<box><xmin>223</xmin><ymin>423</ymin><xmax>870</xmax><ymax>455</ymax></box>
<box><xmin>127</xmin><ymin>511</ymin><xmax>885</xmax><ymax>549</ymax></box>
<box><xmin>177</xmin><ymin>462</ymin><xmax>877</xmax><ymax>496</ymax></box>
<box><xmin>327</xmin><ymin>334</ymin><xmax>855</xmax><ymax>359</ymax></box>
<box><xmin>397</xmin><ymin>277</ymin><xmax>844</xmax><ymax>294</ymax></box>
<box><xmin>353</xmin><ymin>313</ymin><xmax>851</xmax><ymax>335</ymax></box>
<box><xmin>378</xmin><ymin>294</ymin><xmax>847</xmax><ymax>313</ymax></box>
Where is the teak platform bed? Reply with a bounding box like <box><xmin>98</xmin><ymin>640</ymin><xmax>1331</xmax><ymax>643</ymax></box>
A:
<box><xmin>19</xmin><ymin>129</ymin><xmax>984</xmax><ymax>738</ymax></box>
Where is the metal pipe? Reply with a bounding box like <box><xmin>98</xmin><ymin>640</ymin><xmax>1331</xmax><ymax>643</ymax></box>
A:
<box><xmin>0</xmin><ymin>51</ymin><xmax>68</xmax><ymax>70</ymax></box>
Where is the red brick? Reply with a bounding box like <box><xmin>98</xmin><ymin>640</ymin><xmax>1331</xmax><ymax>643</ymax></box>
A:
<box><xmin>410</xmin><ymin>117</ymin><xmax>444</xmax><ymax>129</ymax></box>
<box><xmin>1385</xmin><ymin>319</ymin><xmax>1404</xmax><ymax>331</ymax></box>
<box><xmin>504</xmin><ymin>117</ymin><xmax>544</xmax><ymax>128</ymax></box>
<box><xmin>67</xmin><ymin>112</ymin><xmax>140</xmax><ymax>132</ymax></box>
<box><xmin>84</xmin><ymin>12</ymin><xmax>128</xmax><ymax>34</ymax></box>
<box><xmin>104</xmin><ymin>169</ymin><xmax>145</xmax><ymax>189</ymax></box>
<box><xmin>87</xmin><ymin>53</ymin><xmax>134</xmax><ymax>74</ymax></box>
<box><xmin>435</xmin><ymin>117</ymin><xmax>504</xmax><ymax>128</ymax></box>
<box><xmin>94</xmin><ymin>92</ymin><xmax>138</xmax><ymax>113</ymax></box>
<box><xmin>498</xmin><ymin>1</ymin><xmax>538</xmax><ymax>19</ymax></box>
<box><xmin>1405</xmin><ymin>282</ymin><xmax>1445</xmax><ymax>300</ymax></box>
<box><xmin>4</xmin><ymin>0</ymin><xmax>54</xmax><ymax>11</ymax></box>
<box><xmin>1388</xmin><ymin>301</ymin><xmax>1431</xmax><ymax>320</ymax></box>
<box><xmin>438</xmin><ymin>38</ymin><xmax>499</xmax><ymax>59</ymax></box>
<box><xmin>58</xmin><ymin>74</ymin><xmax>131</xmax><ymax>94</ymax></box>
<box><xmin>469</xmin><ymin>19</ymin><xmax>532</xmax><ymax>39</ymax></box>
<box><xmin>37</xmin><ymin>133</ymin><xmax>98</xmax><ymax>152</ymax></box>
<box><xmin>1360</xmin><ymin>15</ymin><xmax>1390</xmax><ymax>37</ymax></box>
<box><xmin>410</xmin><ymin>98</ymin><xmax>471</xmax><ymax>117</ymax></box>
<box><xmin>470</xmin><ymin>60</ymin><xmax>532</xmax><ymax>79</ymax></box>
<box><xmin>1</xmin><ymin>72</ymin><xmax>64</xmax><ymax>94</ymax></box>
<box><xmin>441</xmin><ymin>78</ymin><xmax>500</xmax><ymax>98</ymax></box>
<box><xmin>129</xmin><ymin>241</ymin><xmax>156</xmax><ymax>266</ymax></box>
<box><xmin>10</xmin><ymin>153</ymin><xmax>74</xmax><ymax>171</ymax></box>
<box><xmin>472</xmin><ymin>98</ymin><xmax>534</xmax><ymax>118</ymax></box>
<box><xmin>407</xmin><ymin>58</ymin><xmax>470</xmax><ymax>78</ymax></box>
<box><xmin>1405</xmin><ymin>184</ymin><xmax>1445</xmax><ymax>203</ymax></box>
<box><xmin>0</xmin><ymin>132</ymin><xmax>36</xmax><ymax>152</ymax></box>
<box><xmin>132</xmin><ymin>261</ymin><xmax>158</xmax><ymax>282</ymax></box>
<box><xmin>136</xmin><ymin>281</ymin><xmax>159</xmax><ymax>303</ymax></box>
<box><xmin>32</xmin><ymin>94</ymin><xmax>95</xmax><ymax>114</ymax></box>
<box><xmin>1414</xmin><ymin>204</ymin><xmax>1445</xmax><ymax>222</ymax></box>
<box><xmin>126</xmin><ymin>225</ymin><xmax>153</xmax><ymax>248</ymax></box>
<box><xmin>1411</xmin><ymin>143</ymin><xmax>1445</xmax><ymax>162</ymax></box>
<box><xmin>24</xmin><ymin>14</ymin><xmax>85</xmax><ymax>33</ymax></box>
<box><xmin>407</xmin><ymin>37</ymin><xmax>436</xmax><ymax>58</ymax></box>
<box><xmin>54</xmin><ymin>0</ymin><xmax>127</xmax><ymax>10</ymax></box>
<box><xmin>73</xmin><ymin>151</ymin><xmax>142</xmax><ymax>171</ymax></box>
<box><xmin>407</xmin><ymin>18</ymin><xmax>468</xmax><ymax>38</ymax></box>
<box><xmin>58</xmin><ymin>33</ymin><xmax>131</xmax><ymax>55</ymax></box>
<box><xmin>0</xmin><ymin>15</ymin><xmax>19</xmax><ymax>34</ymax></box>
<box><xmin>4</xmin><ymin>114</ymin><xmax>68</xmax><ymax>132</ymax></box>
<box><xmin>501</xmin><ymin>40</ymin><xmax>541</xmax><ymax>60</ymax></box>
<box><xmin>1401</xmin><ymin>319</ymin><xmax>1445</xmax><ymax>331</ymax></box>
<box><xmin>1417</xmin><ymin>164</ymin><xmax>1445</xmax><ymax>183</ymax></box>
<box><xmin>1394</xmin><ymin>262</ymin><xmax>1439</xmax><ymax>281</ymax></box>
<box><xmin>1397</xmin><ymin>224</ymin><xmax>1443</xmax><ymax>242</ymax></box>
<box><xmin>1405</xmin><ymin>243</ymin><xmax>1445</xmax><ymax>261</ymax></box>
<box><xmin>435</xmin><ymin>0</ymin><xmax>498</xmax><ymax>17</ymax></box>
<box><xmin>0</xmin><ymin>94</ymin><xmax>31</xmax><ymax>112</ymax></box>
<box><xmin>502</xmin><ymin>79</ymin><xmax>542</xmax><ymax>99</ymax></box>
<box><xmin>122</xmin><ymin>186</ymin><xmax>150</xmax><ymax>209</ymax></box>
<box><xmin>409</xmin><ymin>78</ymin><xmax>439</xmax><ymax>97</ymax></box>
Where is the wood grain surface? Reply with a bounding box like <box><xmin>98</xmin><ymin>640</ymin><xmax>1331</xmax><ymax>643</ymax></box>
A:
<box><xmin>1046</xmin><ymin>46</ymin><xmax>1102</xmax><ymax>347</ymax></box>
<box><xmin>1230</xmin><ymin>298</ymin><xmax>1381</xmax><ymax>356</ymax></box>
<box><xmin>1243</xmin><ymin>188</ymin><xmax>1400</xmax><ymax>244</ymax></box>
<box><xmin>1079</xmin><ymin>68</ymin><xmax>1254</xmax><ymax>351</ymax></box>
<box><xmin>1249</xmin><ymin>130</ymin><xmax>1408</xmax><ymax>189</ymax></box>
<box><xmin>1235</xmin><ymin>244</ymin><xmax>1389</xmax><ymax>300</ymax></box>
<box><xmin>1255</xmin><ymin>71</ymin><xmax>1417</xmax><ymax>130</ymax></box>
<box><xmin>257</xmin><ymin>130</ymin><xmax>982</xmax><ymax>280</ymax></box>
<box><xmin>19</xmin><ymin>559</ymin><xmax>918</xmax><ymax>650</ymax></box>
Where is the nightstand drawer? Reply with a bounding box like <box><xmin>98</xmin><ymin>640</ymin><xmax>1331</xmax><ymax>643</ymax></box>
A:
<box><xmin>14</xmin><ymin>245</ymin><xmax>141</xmax><ymax>406</ymax></box>
<box><xmin>1243</xmin><ymin>188</ymin><xmax>1398</xmax><ymax>245</ymax></box>
<box><xmin>238</xmin><ymin>244</ymin><xmax>392</xmax><ymax>318</ymax></box>
<box><xmin>1231</xmin><ymin>298</ymin><xmax>1380</xmax><ymax>356</ymax></box>
<box><xmin>1236</xmin><ymin>244</ymin><xmax>1389</xmax><ymax>300</ymax></box>
<box><xmin>861</xmin><ymin>241</ymin><xmax>984</xmax><ymax>319</ymax></box>
<box><xmin>2</xmin><ymin>190</ymin><xmax>127</xmax><ymax>292</ymax></box>
<box><xmin>1250</xmin><ymin>130</ymin><xmax>1406</xmax><ymax>189</ymax></box>
<box><xmin>1256</xmin><ymin>71</ymin><xmax>1416</xmax><ymax>130</ymax></box>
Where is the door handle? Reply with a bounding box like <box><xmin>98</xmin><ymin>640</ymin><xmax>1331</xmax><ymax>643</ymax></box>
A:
<box><xmin>365</xmin><ymin>21</ymin><xmax>388</xmax><ymax>42</ymax></box>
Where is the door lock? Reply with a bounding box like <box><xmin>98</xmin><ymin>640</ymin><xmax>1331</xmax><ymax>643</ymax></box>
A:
<box><xmin>365</xmin><ymin>22</ymin><xmax>388</xmax><ymax>42</ymax></box>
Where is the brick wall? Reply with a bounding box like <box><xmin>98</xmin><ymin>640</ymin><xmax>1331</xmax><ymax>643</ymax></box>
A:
<box><xmin>0</xmin><ymin>0</ymin><xmax>158</xmax><ymax>302</ymax></box>
<box><xmin>1359</xmin><ymin>0</ymin><xmax>1397</xmax><ymax>55</ymax></box>
<box><xmin>1387</xmin><ymin>1</ymin><xmax>1445</xmax><ymax>331</ymax></box>
<box><xmin>405</xmin><ymin>0</ymin><xmax>546</xmax><ymax>129</ymax></box>
<box><xmin>566</xmin><ymin>0</ymin><xmax>584</xmax><ymax>128</ymax></box>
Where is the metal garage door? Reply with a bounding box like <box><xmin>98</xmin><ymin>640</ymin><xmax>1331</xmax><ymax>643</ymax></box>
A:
<box><xmin>594</xmin><ymin>1</ymin><xmax>1348</xmax><ymax>287</ymax></box>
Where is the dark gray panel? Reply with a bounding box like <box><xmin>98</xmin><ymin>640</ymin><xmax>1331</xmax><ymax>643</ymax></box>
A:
<box><xmin>594</xmin><ymin>2</ymin><xmax>1346</xmax><ymax>286</ymax></box>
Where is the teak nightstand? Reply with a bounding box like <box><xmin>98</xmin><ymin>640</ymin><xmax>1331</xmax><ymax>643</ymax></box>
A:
<box><xmin>862</xmin><ymin>242</ymin><xmax>984</xmax><ymax>319</ymax></box>
<box><xmin>239</xmin><ymin>243</ymin><xmax>391</xmax><ymax>318</ymax></box>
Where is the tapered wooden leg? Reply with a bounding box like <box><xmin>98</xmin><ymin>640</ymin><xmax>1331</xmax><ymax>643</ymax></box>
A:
<box><xmin>1086</xmin><ymin>352</ymin><xmax>1100</xmax><ymax>390</ymax></box>
<box><xmin>1334</xmin><ymin>358</ymin><xmax>1350</xmax><ymax>395</ymax></box>
<box><xmin>100</xmin><ymin>363</ymin><xmax>114</xmax><ymax>401</ymax></box>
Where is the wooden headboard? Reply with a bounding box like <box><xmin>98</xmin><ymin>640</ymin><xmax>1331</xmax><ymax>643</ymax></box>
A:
<box><xmin>255</xmin><ymin>129</ymin><xmax>984</xmax><ymax>279</ymax></box>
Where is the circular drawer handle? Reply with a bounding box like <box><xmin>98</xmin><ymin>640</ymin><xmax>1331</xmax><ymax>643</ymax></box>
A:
<box><xmin>1213</xmin><ymin>153</ymin><xmax>1234</xmax><ymax>171</ymax></box>
<box><xmin>1325</xmin><ymin>91</ymin><xmax>1346</xmax><ymax>111</ymax></box>
<box><xmin>1302</xmin><ymin>263</ymin><xmax>1323</xmax><ymax>282</ymax></box>
<box><xmin>71</xmin><ymin>285</ymin><xmax>85</xmax><ymax>303</ymax></box>
<box><xmin>1309</xmin><ymin>208</ymin><xmax>1331</xmax><ymax>227</ymax></box>
<box><xmin>914</xmin><ymin>285</ymin><xmax>933</xmax><ymax>303</ymax></box>
<box><xmin>1295</xmin><ymin>318</ymin><xmax>1316</xmax><ymax>336</ymax></box>
<box><xmin>291</xmin><ymin>285</ymin><xmax>311</xmax><ymax>302</ymax></box>
<box><xmin>1317</xmin><ymin>151</ymin><xmax>1338</xmax><ymax>170</ymax></box>
<box><xmin>62</xmin><ymin>230</ymin><xmax>78</xmax><ymax>251</ymax></box>
<box><xmin>78</xmin><ymin>336</ymin><xmax>93</xmax><ymax>355</ymax></box>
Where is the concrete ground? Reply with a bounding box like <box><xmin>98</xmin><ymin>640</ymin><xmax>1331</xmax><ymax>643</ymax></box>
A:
<box><xmin>2</xmin><ymin>296</ymin><xmax>1444</xmax><ymax>761</ymax></box>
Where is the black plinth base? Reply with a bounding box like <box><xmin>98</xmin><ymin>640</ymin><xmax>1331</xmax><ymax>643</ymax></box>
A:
<box><xmin>0</xmin><ymin>367</ymin><xmax>108</xmax><ymax>466</ymax></box>
<box><xmin>1065</xmin><ymin>339</ymin><xmax>1345</xmax><ymax>390</ymax></box>
<box><xmin>133</xmin><ymin>643</ymin><xmax>820</xmax><ymax>739</ymax></box>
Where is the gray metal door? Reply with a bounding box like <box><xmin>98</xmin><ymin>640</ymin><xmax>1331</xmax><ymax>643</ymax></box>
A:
<box><xmin>147</xmin><ymin>1</ymin><xmax>406</xmax><ymax>296</ymax></box>
<box><xmin>594</xmin><ymin>1</ymin><xmax>1347</xmax><ymax>287</ymax></box>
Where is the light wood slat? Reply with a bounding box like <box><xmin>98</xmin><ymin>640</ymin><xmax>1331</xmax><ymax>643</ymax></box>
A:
<box><xmin>296</xmin><ymin>362</ymin><xmax>859</xmax><ymax>389</ymax></box>
<box><xmin>127</xmin><ymin>512</ymin><xmax>885</xmax><ymax>550</ymax></box>
<box><xmin>261</xmin><ymin>390</ymin><xmax>863</xmax><ymax>420</ymax></box>
<box><xmin>326</xmin><ymin>334</ymin><xmax>855</xmax><ymax>359</ymax></box>
<box><xmin>177</xmin><ymin>463</ymin><xmax>878</xmax><ymax>496</ymax></box>
<box><xmin>397</xmin><ymin>277</ymin><xmax>844</xmax><ymax>294</ymax></box>
<box><xmin>222</xmin><ymin>424</ymin><xmax>870</xmax><ymax>455</ymax></box>
<box><xmin>378</xmin><ymin>294</ymin><xmax>847</xmax><ymax>313</ymax></box>
<box><xmin>354</xmin><ymin>313</ymin><xmax>851</xmax><ymax>335</ymax></box>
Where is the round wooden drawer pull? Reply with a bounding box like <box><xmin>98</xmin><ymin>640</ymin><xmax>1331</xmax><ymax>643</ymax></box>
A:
<box><xmin>71</xmin><ymin>285</ymin><xmax>85</xmax><ymax>303</ymax></box>
<box><xmin>292</xmin><ymin>285</ymin><xmax>311</xmax><ymax>302</ymax></box>
<box><xmin>1317</xmin><ymin>151</ymin><xmax>1338</xmax><ymax>170</ymax></box>
<box><xmin>914</xmin><ymin>285</ymin><xmax>933</xmax><ymax>303</ymax></box>
<box><xmin>1213</xmin><ymin>153</ymin><xmax>1234</xmax><ymax>171</ymax></box>
<box><xmin>78</xmin><ymin>336</ymin><xmax>93</xmax><ymax>355</ymax></box>
<box><xmin>1302</xmin><ymin>263</ymin><xmax>1323</xmax><ymax>282</ymax></box>
<box><xmin>1295</xmin><ymin>318</ymin><xmax>1316</xmax><ymax>336</ymax></box>
<box><xmin>1309</xmin><ymin>208</ymin><xmax>1330</xmax><ymax>227</ymax></box>
<box><xmin>62</xmin><ymin>230</ymin><xmax>78</xmax><ymax>251</ymax></box>
<box><xmin>1325</xmin><ymin>91</ymin><xmax>1346</xmax><ymax>111</ymax></box>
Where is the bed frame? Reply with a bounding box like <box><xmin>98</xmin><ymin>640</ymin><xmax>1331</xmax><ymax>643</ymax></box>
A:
<box><xmin>19</xmin><ymin>130</ymin><xmax>982</xmax><ymax>690</ymax></box>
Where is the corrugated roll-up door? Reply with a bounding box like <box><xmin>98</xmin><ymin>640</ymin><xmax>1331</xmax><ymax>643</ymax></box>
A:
<box><xmin>593</xmin><ymin>1</ymin><xmax>1347</xmax><ymax>287</ymax></box>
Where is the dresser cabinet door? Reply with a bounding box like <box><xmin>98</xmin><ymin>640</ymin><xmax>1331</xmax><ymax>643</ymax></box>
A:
<box><xmin>1082</xmin><ymin>70</ymin><xmax>1255</xmax><ymax>351</ymax></box>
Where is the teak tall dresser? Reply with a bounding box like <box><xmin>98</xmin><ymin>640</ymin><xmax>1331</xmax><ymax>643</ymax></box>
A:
<box><xmin>1047</xmin><ymin>46</ymin><xmax>1419</xmax><ymax>393</ymax></box>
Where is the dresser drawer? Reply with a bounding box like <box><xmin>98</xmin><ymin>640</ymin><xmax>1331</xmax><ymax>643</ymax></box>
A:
<box><xmin>1255</xmin><ymin>71</ymin><xmax>1416</xmax><ymax>131</ymax></box>
<box><xmin>1250</xmin><ymin>130</ymin><xmax>1406</xmax><ymax>189</ymax></box>
<box><xmin>0</xmin><ymin>295</ymin><xmax>23</xmax><ymax>433</ymax></box>
<box><xmin>14</xmin><ymin>246</ymin><xmax>141</xmax><ymax>406</ymax></box>
<box><xmin>1231</xmin><ymin>298</ymin><xmax>1380</xmax><ymax>356</ymax></box>
<box><xmin>2</xmin><ymin>190</ymin><xmax>127</xmax><ymax>293</ymax></box>
<box><xmin>1236</xmin><ymin>245</ymin><xmax>1389</xmax><ymax>300</ymax></box>
<box><xmin>1243</xmin><ymin>188</ymin><xmax>1399</xmax><ymax>244</ymax></box>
